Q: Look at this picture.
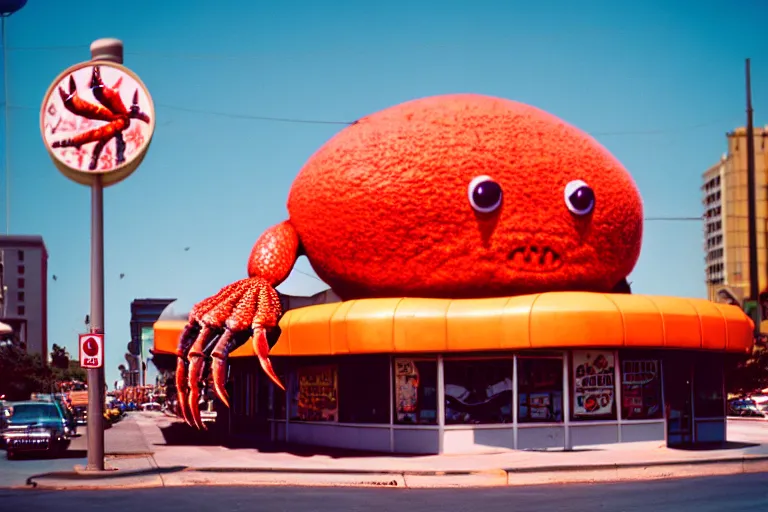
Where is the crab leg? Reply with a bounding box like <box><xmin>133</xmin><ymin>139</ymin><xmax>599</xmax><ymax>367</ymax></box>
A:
<box><xmin>210</xmin><ymin>330</ymin><xmax>236</xmax><ymax>407</ymax></box>
<box><xmin>253</xmin><ymin>325</ymin><xmax>284</xmax><ymax>391</ymax></box>
<box><xmin>175</xmin><ymin>322</ymin><xmax>199</xmax><ymax>426</ymax></box>
<box><xmin>51</xmin><ymin>117</ymin><xmax>127</xmax><ymax>149</ymax></box>
<box><xmin>187</xmin><ymin>327</ymin><xmax>212</xmax><ymax>430</ymax></box>
<box><xmin>59</xmin><ymin>75</ymin><xmax>118</xmax><ymax>121</ymax></box>
<box><xmin>88</xmin><ymin>139</ymin><xmax>109</xmax><ymax>171</ymax></box>
<box><xmin>91</xmin><ymin>65</ymin><xmax>128</xmax><ymax>115</ymax></box>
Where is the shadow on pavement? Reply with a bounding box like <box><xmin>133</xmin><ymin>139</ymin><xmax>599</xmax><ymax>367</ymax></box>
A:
<box><xmin>26</xmin><ymin>465</ymin><xmax>188</xmax><ymax>484</ymax></box>
<box><xmin>670</xmin><ymin>441</ymin><xmax>760</xmax><ymax>451</ymax></box>
<box><xmin>157</xmin><ymin>422</ymin><xmax>420</xmax><ymax>459</ymax></box>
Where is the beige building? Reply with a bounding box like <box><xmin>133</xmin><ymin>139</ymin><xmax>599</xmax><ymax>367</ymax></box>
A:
<box><xmin>0</xmin><ymin>236</ymin><xmax>48</xmax><ymax>357</ymax></box>
<box><xmin>703</xmin><ymin>127</ymin><xmax>768</xmax><ymax>306</ymax></box>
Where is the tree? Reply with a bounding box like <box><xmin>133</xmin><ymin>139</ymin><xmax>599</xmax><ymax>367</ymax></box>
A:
<box><xmin>726</xmin><ymin>343</ymin><xmax>768</xmax><ymax>395</ymax></box>
<box><xmin>0</xmin><ymin>344</ymin><xmax>54</xmax><ymax>400</ymax></box>
<box><xmin>50</xmin><ymin>343</ymin><xmax>69</xmax><ymax>370</ymax></box>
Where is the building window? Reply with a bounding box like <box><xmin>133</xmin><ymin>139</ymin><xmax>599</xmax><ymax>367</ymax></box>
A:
<box><xmin>288</xmin><ymin>365</ymin><xmax>338</xmax><ymax>422</ymax></box>
<box><xmin>338</xmin><ymin>356</ymin><xmax>389</xmax><ymax>424</ymax></box>
<box><xmin>394</xmin><ymin>359</ymin><xmax>437</xmax><ymax>425</ymax></box>
<box><xmin>17</xmin><ymin>250</ymin><xmax>24</xmax><ymax>262</ymax></box>
<box><xmin>17</xmin><ymin>265</ymin><xmax>25</xmax><ymax>275</ymax></box>
<box><xmin>17</xmin><ymin>278</ymin><xmax>24</xmax><ymax>289</ymax></box>
<box><xmin>443</xmin><ymin>359</ymin><xmax>513</xmax><ymax>424</ymax></box>
<box><xmin>620</xmin><ymin>358</ymin><xmax>663</xmax><ymax>420</ymax></box>
<box><xmin>17</xmin><ymin>305</ymin><xmax>25</xmax><ymax>316</ymax></box>
<box><xmin>517</xmin><ymin>356</ymin><xmax>564</xmax><ymax>423</ymax></box>
<box><xmin>572</xmin><ymin>350</ymin><xmax>617</xmax><ymax>420</ymax></box>
<box><xmin>17</xmin><ymin>291</ymin><xmax>24</xmax><ymax>302</ymax></box>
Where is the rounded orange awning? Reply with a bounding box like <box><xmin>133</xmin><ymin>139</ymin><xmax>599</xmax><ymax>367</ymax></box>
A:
<box><xmin>154</xmin><ymin>293</ymin><xmax>755</xmax><ymax>358</ymax></box>
<box><xmin>270</xmin><ymin>292</ymin><xmax>755</xmax><ymax>356</ymax></box>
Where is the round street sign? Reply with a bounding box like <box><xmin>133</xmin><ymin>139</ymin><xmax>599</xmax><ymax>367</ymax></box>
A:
<box><xmin>40</xmin><ymin>61</ymin><xmax>155</xmax><ymax>187</ymax></box>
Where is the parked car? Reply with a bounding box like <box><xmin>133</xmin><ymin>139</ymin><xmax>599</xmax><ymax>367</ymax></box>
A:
<box><xmin>2</xmin><ymin>401</ymin><xmax>73</xmax><ymax>459</ymax></box>
<box><xmin>33</xmin><ymin>394</ymin><xmax>78</xmax><ymax>436</ymax></box>
<box><xmin>728</xmin><ymin>399</ymin><xmax>766</xmax><ymax>418</ymax></box>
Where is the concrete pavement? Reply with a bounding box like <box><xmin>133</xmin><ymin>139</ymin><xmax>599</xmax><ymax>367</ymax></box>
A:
<box><xmin>10</xmin><ymin>412</ymin><xmax>768</xmax><ymax>489</ymax></box>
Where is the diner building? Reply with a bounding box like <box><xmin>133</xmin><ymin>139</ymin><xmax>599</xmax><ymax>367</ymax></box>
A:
<box><xmin>153</xmin><ymin>291</ymin><xmax>754</xmax><ymax>454</ymax></box>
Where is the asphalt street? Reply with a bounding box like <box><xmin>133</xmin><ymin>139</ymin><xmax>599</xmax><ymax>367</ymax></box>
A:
<box><xmin>0</xmin><ymin>474</ymin><xmax>766</xmax><ymax>511</ymax></box>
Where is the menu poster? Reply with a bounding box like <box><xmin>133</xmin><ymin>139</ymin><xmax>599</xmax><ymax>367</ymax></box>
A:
<box><xmin>621</xmin><ymin>360</ymin><xmax>662</xmax><ymax>419</ymax></box>
<box><xmin>297</xmin><ymin>365</ymin><xmax>338</xmax><ymax>422</ymax></box>
<box><xmin>573</xmin><ymin>351</ymin><xmax>615</xmax><ymax>418</ymax></box>
<box><xmin>395</xmin><ymin>359</ymin><xmax>420</xmax><ymax>422</ymax></box>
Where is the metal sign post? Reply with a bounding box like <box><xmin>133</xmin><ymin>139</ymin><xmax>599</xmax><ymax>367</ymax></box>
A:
<box><xmin>39</xmin><ymin>38</ymin><xmax>155</xmax><ymax>472</ymax></box>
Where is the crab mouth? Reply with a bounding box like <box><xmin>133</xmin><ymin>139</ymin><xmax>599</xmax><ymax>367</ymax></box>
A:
<box><xmin>507</xmin><ymin>245</ymin><xmax>563</xmax><ymax>272</ymax></box>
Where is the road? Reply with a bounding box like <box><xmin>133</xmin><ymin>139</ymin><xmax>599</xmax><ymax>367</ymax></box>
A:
<box><xmin>0</xmin><ymin>474</ymin><xmax>766</xmax><ymax>511</ymax></box>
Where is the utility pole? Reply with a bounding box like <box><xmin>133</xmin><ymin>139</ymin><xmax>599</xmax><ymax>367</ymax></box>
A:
<box><xmin>746</xmin><ymin>58</ymin><xmax>760</xmax><ymax>336</ymax></box>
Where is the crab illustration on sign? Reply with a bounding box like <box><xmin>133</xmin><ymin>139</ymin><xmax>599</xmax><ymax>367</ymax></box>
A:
<box><xmin>40</xmin><ymin>61</ymin><xmax>155</xmax><ymax>186</ymax></box>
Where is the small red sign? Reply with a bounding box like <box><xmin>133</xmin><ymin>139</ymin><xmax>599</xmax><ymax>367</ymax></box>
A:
<box><xmin>79</xmin><ymin>333</ymin><xmax>104</xmax><ymax>369</ymax></box>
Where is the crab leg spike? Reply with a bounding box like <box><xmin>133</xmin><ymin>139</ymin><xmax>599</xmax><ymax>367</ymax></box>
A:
<box><xmin>132</xmin><ymin>89</ymin><xmax>139</xmax><ymax>107</ymax></box>
<box><xmin>187</xmin><ymin>326</ymin><xmax>213</xmax><ymax>430</ymax></box>
<box><xmin>112</xmin><ymin>76</ymin><xmax>123</xmax><ymax>90</ymax></box>
<box><xmin>210</xmin><ymin>330</ymin><xmax>234</xmax><ymax>407</ymax></box>
<box><xmin>175</xmin><ymin>322</ymin><xmax>199</xmax><ymax>426</ymax></box>
<box><xmin>253</xmin><ymin>325</ymin><xmax>284</xmax><ymax>391</ymax></box>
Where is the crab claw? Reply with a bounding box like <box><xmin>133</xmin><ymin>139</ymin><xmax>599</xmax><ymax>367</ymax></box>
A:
<box><xmin>175</xmin><ymin>277</ymin><xmax>285</xmax><ymax>430</ymax></box>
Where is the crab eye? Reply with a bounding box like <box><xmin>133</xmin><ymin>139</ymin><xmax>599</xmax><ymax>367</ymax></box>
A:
<box><xmin>564</xmin><ymin>180</ymin><xmax>595</xmax><ymax>215</ymax></box>
<box><xmin>468</xmin><ymin>175</ymin><xmax>503</xmax><ymax>213</ymax></box>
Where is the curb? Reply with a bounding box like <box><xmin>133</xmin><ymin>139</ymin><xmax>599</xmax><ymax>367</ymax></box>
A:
<box><xmin>22</xmin><ymin>455</ymin><xmax>768</xmax><ymax>490</ymax></box>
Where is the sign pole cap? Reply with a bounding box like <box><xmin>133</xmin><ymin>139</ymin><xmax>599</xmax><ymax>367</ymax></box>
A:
<box><xmin>90</xmin><ymin>38</ymin><xmax>124</xmax><ymax>64</ymax></box>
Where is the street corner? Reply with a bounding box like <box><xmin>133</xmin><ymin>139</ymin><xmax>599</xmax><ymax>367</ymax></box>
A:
<box><xmin>24</xmin><ymin>457</ymin><xmax>181</xmax><ymax>491</ymax></box>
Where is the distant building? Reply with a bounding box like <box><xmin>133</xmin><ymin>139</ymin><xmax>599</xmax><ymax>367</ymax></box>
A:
<box><xmin>125</xmin><ymin>298</ymin><xmax>176</xmax><ymax>386</ymax></box>
<box><xmin>703</xmin><ymin>126</ymin><xmax>768</xmax><ymax>307</ymax></box>
<box><xmin>0</xmin><ymin>235</ymin><xmax>48</xmax><ymax>357</ymax></box>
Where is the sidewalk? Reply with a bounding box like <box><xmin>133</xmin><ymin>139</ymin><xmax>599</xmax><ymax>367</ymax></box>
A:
<box><xmin>21</xmin><ymin>412</ymin><xmax>768</xmax><ymax>490</ymax></box>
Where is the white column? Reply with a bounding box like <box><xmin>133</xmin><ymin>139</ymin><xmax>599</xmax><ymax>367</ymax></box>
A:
<box><xmin>563</xmin><ymin>351</ymin><xmax>572</xmax><ymax>451</ymax></box>
<box><xmin>614</xmin><ymin>350</ymin><xmax>623</xmax><ymax>443</ymax></box>
<box><xmin>437</xmin><ymin>355</ymin><xmax>445</xmax><ymax>454</ymax></box>
<box><xmin>389</xmin><ymin>356</ymin><xmax>395</xmax><ymax>453</ymax></box>
<box><xmin>512</xmin><ymin>355</ymin><xmax>519</xmax><ymax>449</ymax></box>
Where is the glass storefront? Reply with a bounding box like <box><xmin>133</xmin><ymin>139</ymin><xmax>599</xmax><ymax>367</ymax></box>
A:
<box><xmin>620</xmin><ymin>357</ymin><xmax>663</xmax><ymax>420</ymax></box>
<box><xmin>443</xmin><ymin>359</ymin><xmax>513</xmax><ymax>424</ymax></box>
<box><xmin>273</xmin><ymin>350</ymin><xmax>698</xmax><ymax>428</ymax></box>
<box><xmin>517</xmin><ymin>356</ymin><xmax>563</xmax><ymax>423</ymax></box>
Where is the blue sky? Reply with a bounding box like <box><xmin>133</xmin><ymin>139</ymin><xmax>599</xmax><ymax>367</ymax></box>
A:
<box><xmin>2</xmin><ymin>0</ymin><xmax>767</xmax><ymax>386</ymax></box>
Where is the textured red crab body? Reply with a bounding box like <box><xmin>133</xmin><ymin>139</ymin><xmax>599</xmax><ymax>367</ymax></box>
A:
<box><xmin>288</xmin><ymin>94</ymin><xmax>643</xmax><ymax>299</ymax></box>
<box><xmin>175</xmin><ymin>93</ymin><xmax>645</xmax><ymax>429</ymax></box>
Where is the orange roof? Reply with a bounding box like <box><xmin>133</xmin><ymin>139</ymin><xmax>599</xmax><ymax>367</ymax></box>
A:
<box><xmin>272</xmin><ymin>293</ymin><xmax>755</xmax><ymax>356</ymax></box>
<box><xmin>154</xmin><ymin>293</ymin><xmax>755</xmax><ymax>358</ymax></box>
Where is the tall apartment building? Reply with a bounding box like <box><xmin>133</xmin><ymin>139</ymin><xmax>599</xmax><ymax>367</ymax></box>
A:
<box><xmin>703</xmin><ymin>127</ymin><xmax>768</xmax><ymax>306</ymax></box>
<box><xmin>0</xmin><ymin>235</ymin><xmax>49</xmax><ymax>357</ymax></box>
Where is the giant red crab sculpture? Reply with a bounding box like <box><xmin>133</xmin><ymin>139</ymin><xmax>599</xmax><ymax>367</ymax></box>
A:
<box><xmin>174</xmin><ymin>94</ymin><xmax>643</xmax><ymax>430</ymax></box>
<box><xmin>51</xmin><ymin>65</ymin><xmax>151</xmax><ymax>171</ymax></box>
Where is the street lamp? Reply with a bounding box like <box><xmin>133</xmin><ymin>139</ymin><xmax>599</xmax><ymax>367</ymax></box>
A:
<box><xmin>0</xmin><ymin>0</ymin><xmax>27</xmax><ymax>235</ymax></box>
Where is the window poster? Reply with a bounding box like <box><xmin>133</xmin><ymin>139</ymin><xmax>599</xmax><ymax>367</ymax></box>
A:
<box><xmin>395</xmin><ymin>359</ymin><xmax>420</xmax><ymax>422</ymax></box>
<box><xmin>621</xmin><ymin>359</ymin><xmax>662</xmax><ymax>419</ymax></box>
<box><xmin>572</xmin><ymin>351</ymin><xmax>616</xmax><ymax>419</ymax></box>
<box><xmin>296</xmin><ymin>365</ymin><xmax>338</xmax><ymax>422</ymax></box>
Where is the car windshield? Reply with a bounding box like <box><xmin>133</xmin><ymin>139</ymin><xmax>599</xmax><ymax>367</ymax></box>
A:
<box><xmin>10</xmin><ymin>403</ymin><xmax>59</xmax><ymax>422</ymax></box>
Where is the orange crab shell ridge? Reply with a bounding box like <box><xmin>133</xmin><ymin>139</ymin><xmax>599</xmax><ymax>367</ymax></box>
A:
<box><xmin>286</xmin><ymin>93</ymin><xmax>643</xmax><ymax>301</ymax></box>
